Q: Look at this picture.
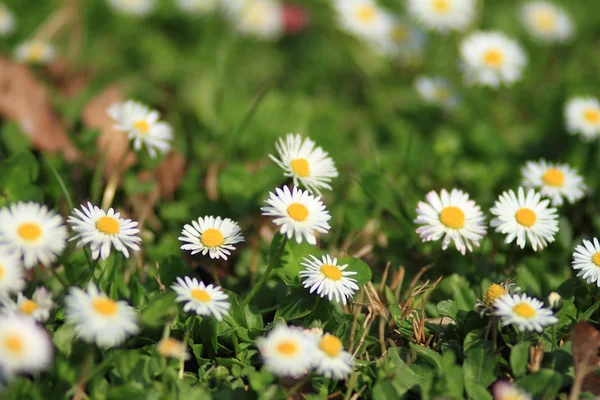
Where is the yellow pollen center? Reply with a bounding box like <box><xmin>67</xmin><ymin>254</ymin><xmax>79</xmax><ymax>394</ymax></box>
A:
<box><xmin>592</xmin><ymin>252</ymin><xmax>600</xmax><ymax>267</ymax></box>
<box><xmin>92</xmin><ymin>298</ymin><xmax>118</xmax><ymax>317</ymax></box>
<box><xmin>321</xmin><ymin>264</ymin><xmax>343</xmax><ymax>281</ymax></box>
<box><xmin>96</xmin><ymin>216</ymin><xmax>120</xmax><ymax>235</ymax></box>
<box><xmin>483</xmin><ymin>284</ymin><xmax>505</xmax><ymax>306</ymax></box>
<box><xmin>0</xmin><ymin>265</ymin><xmax>4</xmax><ymax>279</ymax></box>
<box><xmin>17</xmin><ymin>222</ymin><xmax>42</xmax><ymax>241</ymax></box>
<box><xmin>584</xmin><ymin>109</ymin><xmax>600</xmax><ymax>123</ymax></box>
<box><xmin>356</xmin><ymin>5</ymin><xmax>376</xmax><ymax>23</ymax></box>
<box><xmin>432</xmin><ymin>0</ymin><xmax>450</xmax><ymax>14</ymax></box>
<box><xmin>4</xmin><ymin>334</ymin><xmax>23</xmax><ymax>355</ymax></box>
<box><xmin>200</xmin><ymin>229</ymin><xmax>224</xmax><ymax>248</ymax></box>
<box><xmin>20</xmin><ymin>300</ymin><xmax>39</xmax><ymax>315</ymax></box>
<box><xmin>319</xmin><ymin>334</ymin><xmax>343</xmax><ymax>357</ymax></box>
<box><xmin>439</xmin><ymin>206</ymin><xmax>465</xmax><ymax>229</ymax></box>
<box><xmin>483</xmin><ymin>49</ymin><xmax>504</xmax><ymax>67</ymax></box>
<box><xmin>542</xmin><ymin>168</ymin><xmax>565</xmax><ymax>187</ymax></box>
<box><xmin>133</xmin><ymin>120</ymin><xmax>150</xmax><ymax>134</ymax></box>
<box><xmin>28</xmin><ymin>44</ymin><xmax>44</xmax><ymax>62</ymax></box>
<box><xmin>392</xmin><ymin>26</ymin><xmax>408</xmax><ymax>42</ymax></box>
<box><xmin>535</xmin><ymin>11</ymin><xmax>556</xmax><ymax>31</ymax></box>
<box><xmin>158</xmin><ymin>338</ymin><xmax>181</xmax><ymax>356</ymax></box>
<box><xmin>287</xmin><ymin>203</ymin><xmax>309</xmax><ymax>222</ymax></box>
<box><xmin>515</xmin><ymin>208</ymin><xmax>537</xmax><ymax>227</ymax></box>
<box><xmin>513</xmin><ymin>303</ymin><xmax>536</xmax><ymax>318</ymax></box>
<box><xmin>290</xmin><ymin>158</ymin><xmax>310</xmax><ymax>178</ymax></box>
<box><xmin>191</xmin><ymin>289</ymin><xmax>211</xmax><ymax>302</ymax></box>
<box><xmin>277</xmin><ymin>340</ymin><xmax>299</xmax><ymax>356</ymax></box>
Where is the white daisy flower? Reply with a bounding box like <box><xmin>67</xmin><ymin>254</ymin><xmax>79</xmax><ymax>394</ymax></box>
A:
<box><xmin>107</xmin><ymin>0</ymin><xmax>155</xmax><ymax>16</ymax></box>
<box><xmin>572</xmin><ymin>238</ymin><xmax>600</xmax><ymax>287</ymax></box>
<box><xmin>64</xmin><ymin>283</ymin><xmax>139</xmax><ymax>348</ymax></box>
<box><xmin>407</xmin><ymin>0</ymin><xmax>476</xmax><ymax>33</ymax></box>
<box><xmin>492</xmin><ymin>381</ymin><xmax>532</xmax><ymax>400</ymax></box>
<box><xmin>14</xmin><ymin>40</ymin><xmax>56</xmax><ymax>64</ymax></box>
<box><xmin>375</xmin><ymin>15</ymin><xmax>427</xmax><ymax>61</ymax></box>
<box><xmin>299</xmin><ymin>255</ymin><xmax>359</xmax><ymax>305</ymax></box>
<box><xmin>0</xmin><ymin>4</ymin><xmax>16</xmax><ymax>36</ymax></box>
<box><xmin>490</xmin><ymin>187</ymin><xmax>559</xmax><ymax>251</ymax></box>
<box><xmin>176</xmin><ymin>0</ymin><xmax>220</xmax><ymax>15</ymax></box>
<box><xmin>0</xmin><ymin>250</ymin><xmax>25</xmax><ymax>297</ymax></box>
<box><xmin>269</xmin><ymin>133</ymin><xmax>339</xmax><ymax>195</ymax></box>
<box><xmin>0</xmin><ymin>315</ymin><xmax>53</xmax><ymax>375</ymax></box>
<box><xmin>0</xmin><ymin>202</ymin><xmax>68</xmax><ymax>269</ymax></box>
<box><xmin>171</xmin><ymin>277</ymin><xmax>230</xmax><ymax>321</ymax></box>
<box><xmin>414</xmin><ymin>189</ymin><xmax>487</xmax><ymax>255</ymax></box>
<box><xmin>521</xmin><ymin>159</ymin><xmax>586</xmax><ymax>206</ymax></box>
<box><xmin>107</xmin><ymin>100</ymin><xmax>173</xmax><ymax>158</ymax></box>
<box><xmin>261</xmin><ymin>186</ymin><xmax>331</xmax><ymax>245</ymax></box>
<box><xmin>2</xmin><ymin>288</ymin><xmax>54</xmax><ymax>323</ymax></box>
<box><xmin>520</xmin><ymin>1</ymin><xmax>573</xmax><ymax>43</ymax></box>
<box><xmin>179</xmin><ymin>216</ymin><xmax>244</xmax><ymax>260</ymax></box>
<box><xmin>313</xmin><ymin>333</ymin><xmax>353</xmax><ymax>379</ymax></box>
<box><xmin>460</xmin><ymin>31</ymin><xmax>527</xmax><ymax>88</ymax></box>
<box><xmin>68</xmin><ymin>202</ymin><xmax>142</xmax><ymax>261</ymax></box>
<box><xmin>564</xmin><ymin>96</ymin><xmax>600</xmax><ymax>141</ymax></box>
<box><xmin>414</xmin><ymin>75</ymin><xmax>459</xmax><ymax>110</ymax></box>
<box><xmin>235</xmin><ymin>0</ymin><xmax>283</xmax><ymax>40</ymax></box>
<box><xmin>333</xmin><ymin>0</ymin><xmax>393</xmax><ymax>45</ymax></box>
<box><xmin>493</xmin><ymin>293</ymin><xmax>558</xmax><ymax>332</ymax></box>
<box><xmin>157</xmin><ymin>337</ymin><xmax>191</xmax><ymax>360</ymax></box>
<box><xmin>256</xmin><ymin>325</ymin><xmax>316</xmax><ymax>377</ymax></box>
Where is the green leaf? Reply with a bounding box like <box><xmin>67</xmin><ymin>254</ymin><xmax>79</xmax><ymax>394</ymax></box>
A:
<box><xmin>158</xmin><ymin>256</ymin><xmax>190</xmax><ymax>287</ymax></box>
<box><xmin>270</xmin><ymin>235</ymin><xmax>314</xmax><ymax>286</ymax></box>
<box><xmin>436</xmin><ymin>300</ymin><xmax>458</xmax><ymax>320</ymax></box>
<box><xmin>339</xmin><ymin>257</ymin><xmax>372</xmax><ymax>287</ymax></box>
<box><xmin>274</xmin><ymin>287</ymin><xmax>319</xmax><ymax>321</ymax></box>
<box><xmin>409</xmin><ymin>343</ymin><xmax>442</xmax><ymax>371</ymax></box>
<box><xmin>140</xmin><ymin>292</ymin><xmax>177</xmax><ymax>328</ymax></box>
<box><xmin>510</xmin><ymin>342</ymin><xmax>530</xmax><ymax>378</ymax></box>
<box><xmin>463</xmin><ymin>330</ymin><xmax>498</xmax><ymax>397</ymax></box>
<box><xmin>515</xmin><ymin>369</ymin><xmax>566</xmax><ymax>398</ymax></box>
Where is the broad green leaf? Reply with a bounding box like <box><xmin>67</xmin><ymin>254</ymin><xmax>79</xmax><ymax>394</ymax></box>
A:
<box><xmin>436</xmin><ymin>300</ymin><xmax>458</xmax><ymax>320</ymax></box>
<box><xmin>159</xmin><ymin>256</ymin><xmax>190</xmax><ymax>286</ymax></box>
<box><xmin>274</xmin><ymin>287</ymin><xmax>319</xmax><ymax>321</ymax></box>
<box><xmin>140</xmin><ymin>292</ymin><xmax>177</xmax><ymax>328</ymax></box>
<box><xmin>510</xmin><ymin>342</ymin><xmax>530</xmax><ymax>378</ymax></box>
<box><xmin>463</xmin><ymin>330</ymin><xmax>498</xmax><ymax>397</ymax></box>
<box><xmin>515</xmin><ymin>369</ymin><xmax>565</xmax><ymax>398</ymax></box>
<box><xmin>339</xmin><ymin>257</ymin><xmax>372</xmax><ymax>287</ymax></box>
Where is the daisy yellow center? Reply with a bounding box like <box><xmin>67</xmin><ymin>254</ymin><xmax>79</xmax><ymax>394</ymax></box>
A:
<box><xmin>27</xmin><ymin>44</ymin><xmax>45</xmax><ymax>62</ymax></box>
<box><xmin>535</xmin><ymin>11</ymin><xmax>556</xmax><ymax>32</ymax></box>
<box><xmin>483</xmin><ymin>49</ymin><xmax>505</xmax><ymax>67</ymax></box>
<box><xmin>17</xmin><ymin>222</ymin><xmax>42</xmax><ymax>241</ymax></box>
<box><xmin>513</xmin><ymin>303</ymin><xmax>536</xmax><ymax>318</ymax></box>
<box><xmin>321</xmin><ymin>264</ymin><xmax>343</xmax><ymax>281</ymax></box>
<box><xmin>245</xmin><ymin>4</ymin><xmax>268</xmax><ymax>27</ymax></box>
<box><xmin>191</xmin><ymin>289</ymin><xmax>211</xmax><ymax>302</ymax></box>
<box><xmin>436</xmin><ymin>88</ymin><xmax>451</xmax><ymax>101</ymax></box>
<box><xmin>290</xmin><ymin>158</ymin><xmax>310</xmax><ymax>178</ymax></box>
<box><xmin>158</xmin><ymin>338</ymin><xmax>180</xmax><ymax>356</ymax></box>
<box><xmin>483</xmin><ymin>284</ymin><xmax>505</xmax><ymax>307</ymax></box>
<box><xmin>0</xmin><ymin>265</ymin><xmax>4</xmax><ymax>279</ymax></box>
<box><xmin>432</xmin><ymin>0</ymin><xmax>450</xmax><ymax>14</ymax></box>
<box><xmin>287</xmin><ymin>203</ymin><xmax>309</xmax><ymax>222</ymax></box>
<box><xmin>133</xmin><ymin>120</ymin><xmax>150</xmax><ymax>134</ymax></box>
<box><xmin>276</xmin><ymin>340</ymin><xmax>299</xmax><ymax>356</ymax></box>
<box><xmin>542</xmin><ymin>168</ymin><xmax>564</xmax><ymax>187</ymax></box>
<box><xmin>96</xmin><ymin>216</ymin><xmax>120</xmax><ymax>235</ymax></box>
<box><xmin>3</xmin><ymin>334</ymin><xmax>24</xmax><ymax>355</ymax></box>
<box><xmin>200</xmin><ymin>229</ymin><xmax>224</xmax><ymax>248</ymax></box>
<box><xmin>319</xmin><ymin>335</ymin><xmax>343</xmax><ymax>357</ymax></box>
<box><xmin>515</xmin><ymin>208</ymin><xmax>536</xmax><ymax>227</ymax></box>
<box><xmin>584</xmin><ymin>108</ymin><xmax>600</xmax><ymax>123</ymax></box>
<box><xmin>92</xmin><ymin>298</ymin><xmax>118</xmax><ymax>317</ymax></box>
<box><xmin>439</xmin><ymin>206</ymin><xmax>465</xmax><ymax>229</ymax></box>
<box><xmin>392</xmin><ymin>25</ymin><xmax>408</xmax><ymax>42</ymax></box>
<box><xmin>356</xmin><ymin>5</ymin><xmax>376</xmax><ymax>23</ymax></box>
<box><xmin>592</xmin><ymin>252</ymin><xmax>600</xmax><ymax>267</ymax></box>
<box><xmin>20</xmin><ymin>300</ymin><xmax>39</xmax><ymax>315</ymax></box>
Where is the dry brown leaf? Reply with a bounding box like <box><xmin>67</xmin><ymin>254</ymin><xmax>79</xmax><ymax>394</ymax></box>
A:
<box><xmin>45</xmin><ymin>56</ymin><xmax>92</xmax><ymax>98</ymax></box>
<box><xmin>0</xmin><ymin>56</ymin><xmax>80</xmax><ymax>161</ymax></box>
<box><xmin>81</xmin><ymin>84</ymin><xmax>136</xmax><ymax>178</ymax></box>
<box><xmin>571</xmin><ymin>321</ymin><xmax>600</xmax><ymax>397</ymax></box>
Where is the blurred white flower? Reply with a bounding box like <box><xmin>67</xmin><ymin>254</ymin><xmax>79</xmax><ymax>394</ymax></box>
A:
<box><xmin>256</xmin><ymin>325</ymin><xmax>316</xmax><ymax>377</ymax></box>
<box><xmin>14</xmin><ymin>40</ymin><xmax>55</xmax><ymax>65</ymax></box>
<box><xmin>492</xmin><ymin>381</ymin><xmax>532</xmax><ymax>400</ymax></box>
<box><xmin>521</xmin><ymin>159</ymin><xmax>586</xmax><ymax>206</ymax></box>
<box><xmin>490</xmin><ymin>187</ymin><xmax>559</xmax><ymax>251</ymax></box>
<box><xmin>564</xmin><ymin>96</ymin><xmax>600</xmax><ymax>141</ymax></box>
<box><xmin>407</xmin><ymin>0</ymin><xmax>476</xmax><ymax>33</ymax></box>
<box><xmin>107</xmin><ymin>0</ymin><xmax>155</xmax><ymax>16</ymax></box>
<box><xmin>547</xmin><ymin>292</ymin><xmax>561</xmax><ymax>309</ymax></box>
<box><xmin>157</xmin><ymin>337</ymin><xmax>191</xmax><ymax>360</ymax></box>
<box><xmin>176</xmin><ymin>0</ymin><xmax>220</xmax><ymax>15</ymax></box>
<box><xmin>234</xmin><ymin>0</ymin><xmax>283</xmax><ymax>40</ymax></box>
<box><xmin>0</xmin><ymin>4</ymin><xmax>16</xmax><ymax>35</ymax></box>
<box><xmin>414</xmin><ymin>75</ymin><xmax>459</xmax><ymax>110</ymax></box>
<box><xmin>460</xmin><ymin>31</ymin><xmax>527</xmax><ymax>88</ymax></box>
<box><xmin>0</xmin><ymin>315</ymin><xmax>53</xmax><ymax>376</ymax></box>
<box><xmin>520</xmin><ymin>1</ymin><xmax>573</xmax><ymax>43</ymax></box>
<box><xmin>108</xmin><ymin>100</ymin><xmax>173</xmax><ymax>158</ymax></box>
<box><xmin>333</xmin><ymin>0</ymin><xmax>392</xmax><ymax>46</ymax></box>
<box><xmin>494</xmin><ymin>293</ymin><xmax>557</xmax><ymax>332</ymax></box>
<box><xmin>572</xmin><ymin>238</ymin><xmax>600</xmax><ymax>287</ymax></box>
<box><xmin>2</xmin><ymin>287</ymin><xmax>54</xmax><ymax>323</ymax></box>
<box><xmin>0</xmin><ymin>250</ymin><xmax>25</xmax><ymax>297</ymax></box>
<box><xmin>0</xmin><ymin>202</ymin><xmax>67</xmax><ymax>269</ymax></box>
<box><xmin>375</xmin><ymin>15</ymin><xmax>427</xmax><ymax>62</ymax></box>
<box><xmin>313</xmin><ymin>333</ymin><xmax>353</xmax><ymax>380</ymax></box>
<box><xmin>414</xmin><ymin>188</ymin><xmax>487</xmax><ymax>255</ymax></box>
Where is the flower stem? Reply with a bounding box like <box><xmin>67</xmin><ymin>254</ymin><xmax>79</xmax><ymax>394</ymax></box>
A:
<box><xmin>241</xmin><ymin>236</ymin><xmax>288</xmax><ymax>308</ymax></box>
